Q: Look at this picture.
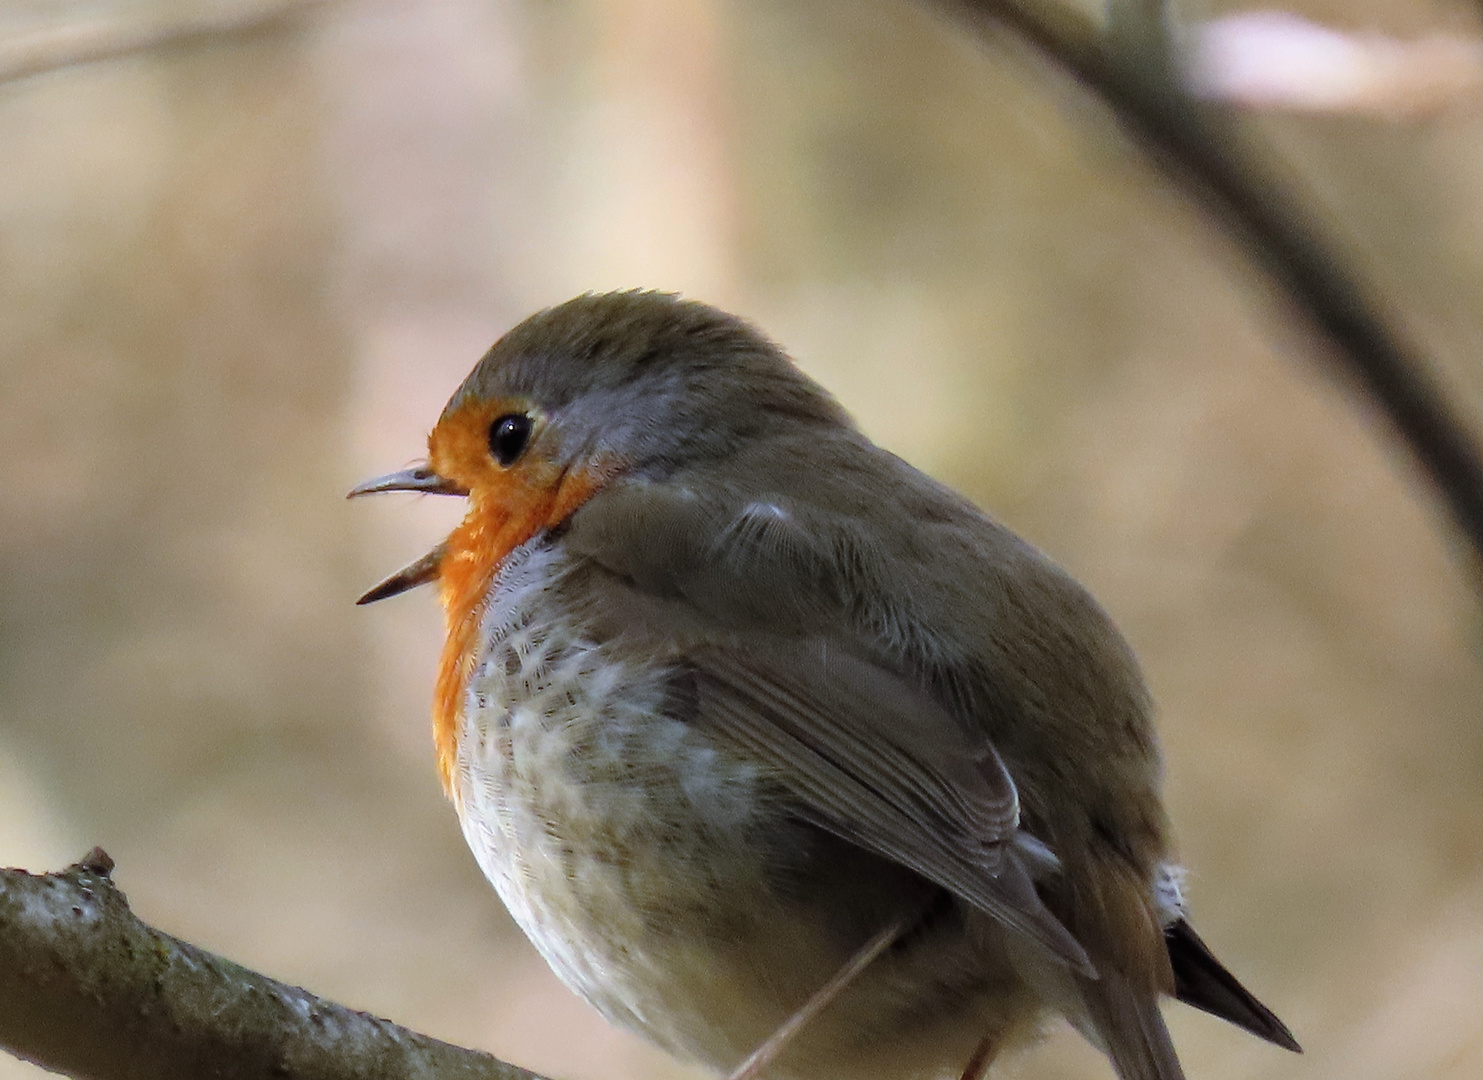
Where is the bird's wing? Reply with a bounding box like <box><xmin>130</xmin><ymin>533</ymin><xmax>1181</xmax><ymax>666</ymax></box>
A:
<box><xmin>678</xmin><ymin>633</ymin><xmax>1092</xmax><ymax>975</ymax></box>
<box><xmin>562</xmin><ymin>475</ymin><xmax>1090</xmax><ymax>973</ymax></box>
<box><xmin>1079</xmin><ymin>971</ymin><xmax>1186</xmax><ymax>1080</ymax></box>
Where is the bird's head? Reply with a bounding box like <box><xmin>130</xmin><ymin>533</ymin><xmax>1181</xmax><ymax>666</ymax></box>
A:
<box><xmin>350</xmin><ymin>290</ymin><xmax>847</xmax><ymax>793</ymax></box>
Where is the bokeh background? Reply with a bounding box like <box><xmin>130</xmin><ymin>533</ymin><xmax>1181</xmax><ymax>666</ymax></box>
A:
<box><xmin>4</xmin><ymin>1</ymin><xmax>1483</xmax><ymax>1078</ymax></box>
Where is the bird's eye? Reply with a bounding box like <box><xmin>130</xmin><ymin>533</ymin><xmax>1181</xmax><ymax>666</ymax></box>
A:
<box><xmin>488</xmin><ymin>414</ymin><xmax>533</xmax><ymax>467</ymax></box>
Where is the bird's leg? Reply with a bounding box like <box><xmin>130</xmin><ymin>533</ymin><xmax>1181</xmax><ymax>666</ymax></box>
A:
<box><xmin>958</xmin><ymin>1036</ymin><xmax>995</xmax><ymax>1080</ymax></box>
<box><xmin>726</xmin><ymin>915</ymin><xmax>909</xmax><ymax>1080</ymax></box>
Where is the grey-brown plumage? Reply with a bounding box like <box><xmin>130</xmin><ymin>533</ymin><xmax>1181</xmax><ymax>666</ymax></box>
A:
<box><xmin>354</xmin><ymin>291</ymin><xmax>1299</xmax><ymax>1080</ymax></box>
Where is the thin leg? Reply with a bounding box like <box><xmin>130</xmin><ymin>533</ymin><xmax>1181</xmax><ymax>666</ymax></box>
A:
<box><xmin>727</xmin><ymin>916</ymin><xmax>908</xmax><ymax>1080</ymax></box>
<box><xmin>958</xmin><ymin>1036</ymin><xmax>995</xmax><ymax>1080</ymax></box>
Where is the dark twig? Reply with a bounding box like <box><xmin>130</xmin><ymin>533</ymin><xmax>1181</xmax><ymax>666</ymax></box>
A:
<box><xmin>0</xmin><ymin>0</ymin><xmax>326</xmax><ymax>88</ymax></box>
<box><xmin>0</xmin><ymin>851</ymin><xmax>549</xmax><ymax>1080</ymax></box>
<box><xmin>944</xmin><ymin>0</ymin><xmax>1483</xmax><ymax>572</ymax></box>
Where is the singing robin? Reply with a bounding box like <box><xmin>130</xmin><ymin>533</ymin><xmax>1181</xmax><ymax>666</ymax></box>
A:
<box><xmin>350</xmin><ymin>291</ymin><xmax>1299</xmax><ymax>1080</ymax></box>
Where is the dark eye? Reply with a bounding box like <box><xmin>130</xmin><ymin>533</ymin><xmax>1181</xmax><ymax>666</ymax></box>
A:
<box><xmin>488</xmin><ymin>413</ymin><xmax>533</xmax><ymax>467</ymax></box>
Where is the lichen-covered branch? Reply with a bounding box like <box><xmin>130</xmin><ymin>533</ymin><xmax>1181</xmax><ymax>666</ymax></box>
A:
<box><xmin>0</xmin><ymin>850</ymin><xmax>550</xmax><ymax>1080</ymax></box>
<box><xmin>945</xmin><ymin>0</ymin><xmax>1483</xmax><ymax>574</ymax></box>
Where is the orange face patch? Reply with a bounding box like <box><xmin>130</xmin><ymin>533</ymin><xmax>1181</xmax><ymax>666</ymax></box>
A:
<box><xmin>427</xmin><ymin>398</ymin><xmax>614</xmax><ymax>797</ymax></box>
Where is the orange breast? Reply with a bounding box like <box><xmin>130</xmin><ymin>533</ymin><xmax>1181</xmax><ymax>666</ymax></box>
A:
<box><xmin>432</xmin><ymin>466</ymin><xmax>607</xmax><ymax>797</ymax></box>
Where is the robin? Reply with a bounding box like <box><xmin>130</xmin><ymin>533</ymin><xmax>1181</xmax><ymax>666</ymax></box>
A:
<box><xmin>350</xmin><ymin>291</ymin><xmax>1299</xmax><ymax>1080</ymax></box>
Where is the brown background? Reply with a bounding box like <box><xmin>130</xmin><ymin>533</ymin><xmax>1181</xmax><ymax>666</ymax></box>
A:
<box><xmin>3</xmin><ymin>2</ymin><xmax>1483</xmax><ymax>1078</ymax></box>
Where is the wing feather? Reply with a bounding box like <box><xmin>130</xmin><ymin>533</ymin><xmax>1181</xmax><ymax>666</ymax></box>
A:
<box><xmin>565</xmin><ymin>472</ymin><xmax>1094</xmax><ymax>973</ymax></box>
<box><xmin>681</xmin><ymin>637</ymin><xmax>1091</xmax><ymax>974</ymax></box>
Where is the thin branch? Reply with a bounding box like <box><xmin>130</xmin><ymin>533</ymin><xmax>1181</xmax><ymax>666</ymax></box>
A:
<box><xmin>0</xmin><ymin>0</ymin><xmax>326</xmax><ymax>88</ymax></box>
<box><xmin>1104</xmin><ymin>0</ymin><xmax>1172</xmax><ymax>73</ymax></box>
<box><xmin>726</xmin><ymin>914</ymin><xmax>909</xmax><ymax>1080</ymax></box>
<box><xmin>0</xmin><ymin>850</ymin><xmax>550</xmax><ymax>1080</ymax></box>
<box><xmin>943</xmin><ymin>0</ymin><xmax>1483</xmax><ymax>574</ymax></box>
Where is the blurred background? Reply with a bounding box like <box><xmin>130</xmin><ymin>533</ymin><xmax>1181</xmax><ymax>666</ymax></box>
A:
<box><xmin>3</xmin><ymin>1</ymin><xmax>1483</xmax><ymax>1078</ymax></box>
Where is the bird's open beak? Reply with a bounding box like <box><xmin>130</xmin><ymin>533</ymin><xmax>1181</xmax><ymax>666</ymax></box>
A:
<box><xmin>354</xmin><ymin>543</ymin><xmax>448</xmax><ymax>605</ymax></box>
<box><xmin>347</xmin><ymin>465</ymin><xmax>468</xmax><ymax>499</ymax></box>
<box><xmin>348</xmin><ymin>464</ymin><xmax>466</xmax><ymax>604</ymax></box>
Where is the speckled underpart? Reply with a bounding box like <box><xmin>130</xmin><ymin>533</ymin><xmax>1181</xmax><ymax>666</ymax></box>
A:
<box><xmin>456</xmin><ymin>540</ymin><xmax>774</xmax><ymax>1062</ymax></box>
<box><xmin>452</xmin><ymin>540</ymin><xmax>1046</xmax><ymax>1080</ymax></box>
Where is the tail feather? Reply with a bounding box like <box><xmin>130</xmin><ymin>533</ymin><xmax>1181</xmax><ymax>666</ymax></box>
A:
<box><xmin>1165</xmin><ymin>918</ymin><xmax>1301</xmax><ymax>1052</ymax></box>
<box><xmin>1080</xmin><ymin>972</ymin><xmax>1185</xmax><ymax>1080</ymax></box>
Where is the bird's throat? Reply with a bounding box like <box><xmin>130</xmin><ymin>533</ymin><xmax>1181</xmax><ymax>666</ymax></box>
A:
<box><xmin>432</xmin><ymin>467</ymin><xmax>608</xmax><ymax>797</ymax></box>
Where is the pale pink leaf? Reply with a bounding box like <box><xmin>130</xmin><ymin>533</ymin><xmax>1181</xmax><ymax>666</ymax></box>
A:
<box><xmin>1185</xmin><ymin>10</ymin><xmax>1483</xmax><ymax>119</ymax></box>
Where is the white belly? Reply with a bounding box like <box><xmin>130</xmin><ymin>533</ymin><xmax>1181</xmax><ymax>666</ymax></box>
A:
<box><xmin>449</xmin><ymin>543</ymin><xmax>1043</xmax><ymax>1080</ymax></box>
<box><xmin>451</xmin><ymin>543</ymin><xmax>784</xmax><ymax>1064</ymax></box>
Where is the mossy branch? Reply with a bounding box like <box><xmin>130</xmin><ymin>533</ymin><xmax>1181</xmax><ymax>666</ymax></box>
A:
<box><xmin>0</xmin><ymin>851</ymin><xmax>550</xmax><ymax>1080</ymax></box>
